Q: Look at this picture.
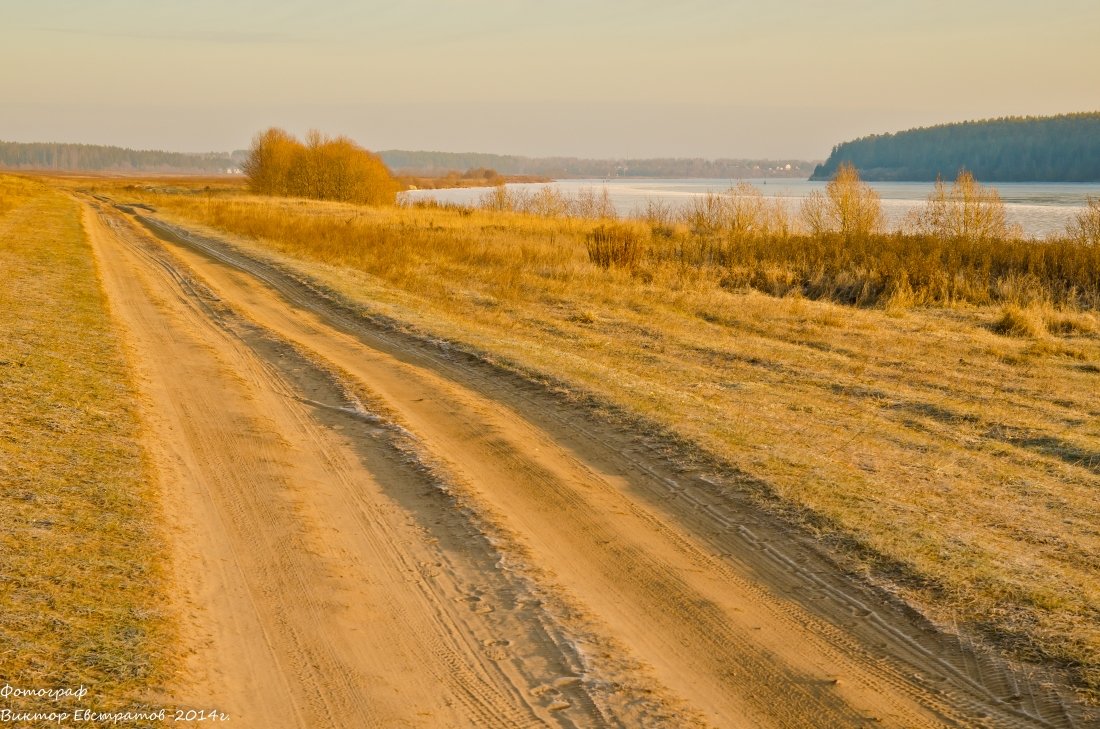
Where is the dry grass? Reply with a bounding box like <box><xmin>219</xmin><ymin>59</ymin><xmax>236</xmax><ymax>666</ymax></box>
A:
<box><xmin>71</xmin><ymin>179</ymin><xmax>1100</xmax><ymax>701</ymax></box>
<box><xmin>993</xmin><ymin>304</ymin><xmax>1048</xmax><ymax>337</ymax></box>
<box><xmin>1047</xmin><ymin>310</ymin><xmax>1099</xmax><ymax>336</ymax></box>
<box><xmin>587</xmin><ymin>223</ymin><xmax>644</xmax><ymax>269</ymax></box>
<box><xmin>992</xmin><ymin>305</ymin><xmax>1100</xmax><ymax>340</ymax></box>
<box><xmin>0</xmin><ymin>176</ymin><xmax>173</xmax><ymax>714</ymax></box>
<box><xmin>646</xmin><ymin>231</ymin><xmax>1100</xmax><ymax>309</ymax></box>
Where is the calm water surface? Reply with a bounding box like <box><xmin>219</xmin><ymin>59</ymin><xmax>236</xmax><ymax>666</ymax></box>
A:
<box><xmin>403</xmin><ymin>178</ymin><xmax>1100</xmax><ymax>238</ymax></box>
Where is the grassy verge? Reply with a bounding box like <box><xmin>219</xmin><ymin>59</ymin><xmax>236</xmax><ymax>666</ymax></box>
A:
<box><xmin>84</xmin><ymin>181</ymin><xmax>1100</xmax><ymax>701</ymax></box>
<box><xmin>0</xmin><ymin>176</ymin><xmax>172</xmax><ymax>716</ymax></box>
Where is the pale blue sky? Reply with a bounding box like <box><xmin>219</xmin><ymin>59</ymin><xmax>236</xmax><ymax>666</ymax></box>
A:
<box><xmin>2</xmin><ymin>0</ymin><xmax>1098</xmax><ymax>158</ymax></box>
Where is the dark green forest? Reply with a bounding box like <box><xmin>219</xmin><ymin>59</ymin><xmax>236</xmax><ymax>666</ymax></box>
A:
<box><xmin>812</xmin><ymin>112</ymin><xmax>1100</xmax><ymax>182</ymax></box>
<box><xmin>0</xmin><ymin>141</ymin><xmax>247</xmax><ymax>173</ymax></box>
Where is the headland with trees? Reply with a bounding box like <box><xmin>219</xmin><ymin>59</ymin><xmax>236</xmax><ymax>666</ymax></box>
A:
<box><xmin>812</xmin><ymin>112</ymin><xmax>1100</xmax><ymax>182</ymax></box>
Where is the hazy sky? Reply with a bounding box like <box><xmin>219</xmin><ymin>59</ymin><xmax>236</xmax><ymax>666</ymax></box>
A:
<box><xmin>2</xmin><ymin>0</ymin><xmax>1098</xmax><ymax>159</ymax></box>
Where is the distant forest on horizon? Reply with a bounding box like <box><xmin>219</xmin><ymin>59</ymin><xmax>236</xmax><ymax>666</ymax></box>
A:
<box><xmin>378</xmin><ymin>151</ymin><xmax>815</xmax><ymax>179</ymax></box>
<box><xmin>0</xmin><ymin>141</ymin><xmax>247</xmax><ymax>173</ymax></box>
<box><xmin>812</xmin><ymin>112</ymin><xmax>1100</xmax><ymax>182</ymax></box>
<box><xmin>0</xmin><ymin>139</ymin><xmax>815</xmax><ymax>179</ymax></box>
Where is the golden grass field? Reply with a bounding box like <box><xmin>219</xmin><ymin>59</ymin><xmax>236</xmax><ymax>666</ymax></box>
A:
<box><xmin>0</xmin><ymin>177</ymin><xmax>173</xmax><ymax>713</ymax></box>
<box><xmin>5</xmin><ymin>171</ymin><xmax>1099</xmax><ymax>713</ymax></box>
<box><xmin>66</xmin><ymin>176</ymin><xmax>1100</xmax><ymax>702</ymax></box>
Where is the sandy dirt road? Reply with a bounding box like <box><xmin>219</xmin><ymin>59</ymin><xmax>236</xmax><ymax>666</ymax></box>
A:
<box><xmin>83</xmin><ymin>198</ymin><xmax>1089</xmax><ymax>728</ymax></box>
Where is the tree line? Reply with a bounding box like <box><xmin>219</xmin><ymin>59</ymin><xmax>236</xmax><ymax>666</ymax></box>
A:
<box><xmin>812</xmin><ymin>112</ymin><xmax>1100</xmax><ymax>182</ymax></box>
<box><xmin>243</xmin><ymin>128</ymin><xmax>401</xmax><ymax>205</ymax></box>
<box><xmin>0</xmin><ymin>141</ymin><xmax>245</xmax><ymax>173</ymax></box>
<box><xmin>381</xmin><ymin>150</ymin><xmax>815</xmax><ymax>179</ymax></box>
<box><xmin>0</xmin><ymin>138</ymin><xmax>817</xmax><ymax>181</ymax></box>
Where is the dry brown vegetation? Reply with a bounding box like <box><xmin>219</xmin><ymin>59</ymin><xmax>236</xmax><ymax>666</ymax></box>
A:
<box><xmin>455</xmin><ymin>169</ymin><xmax>1100</xmax><ymax>310</ymax></box>
<box><xmin>586</xmin><ymin>223</ymin><xmax>643</xmax><ymax>269</ymax></box>
<box><xmin>0</xmin><ymin>176</ymin><xmax>173</xmax><ymax>712</ymax></box>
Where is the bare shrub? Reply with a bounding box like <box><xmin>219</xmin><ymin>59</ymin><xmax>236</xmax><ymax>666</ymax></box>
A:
<box><xmin>799</xmin><ymin>190</ymin><xmax>831</xmax><ymax>237</ymax></box>
<box><xmin>571</xmin><ymin>187</ymin><xmax>617</xmax><ymax>219</ymax></box>
<box><xmin>800</xmin><ymin>163</ymin><xmax>883</xmax><ymax>238</ymax></box>
<box><xmin>479</xmin><ymin>184</ymin><xmax>515</xmax><ymax>212</ymax></box>
<box><xmin>723</xmin><ymin>182</ymin><xmax>767</xmax><ymax>237</ymax></box>
<box><xmin>762</xmin><ymin>197</ymin><xmax>793</xmax><ymax>238</ymax></box>
<box><xmin>480</xmin><ymin>185</ymin><xmax>616</xmax><ymax>220</ymax></box>
<box><xmin>526</xmin><ymin>186</ymin><xmax>571</xmax><ymax>218</ymax></box>
<box><xmin>909</xmin><ymin>171</ymin><xmax>1012</xmax><ymax>241</ymax></box>
<box><xmin>641</xmin><ymin>198</ymin><xmax>674</xmax><ymax>226</ymax></box>
<box><xmin>682</xmin><ymin>193</ymin><xmax>726</xmax><ymax>237</ymax></box>
<box><xmin>641</xmin><ymin>199</ymin><xmax>676</xmax><ymax>239</ymax></box>
<box><xmin>1067</xmin><ymin>197</ymin><xmax>1100</xmax><ymax>245</ymax></box>
<box><xmin>725</xmin><ymin>183</ymin><xmax>793</xmax><ymax>239</ymax></box>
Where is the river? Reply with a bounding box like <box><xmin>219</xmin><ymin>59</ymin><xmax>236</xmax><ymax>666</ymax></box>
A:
<box><xmin>402</xmin><ymin>178</ymin><xmax>1100</xmax><ymax>239</ymax></box>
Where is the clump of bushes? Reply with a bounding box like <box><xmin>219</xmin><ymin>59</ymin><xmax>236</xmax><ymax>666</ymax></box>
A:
<box><xmin>243</xmin><ymin>127</ymin><xmax>401</xmax><ymax>206</ymax></box>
